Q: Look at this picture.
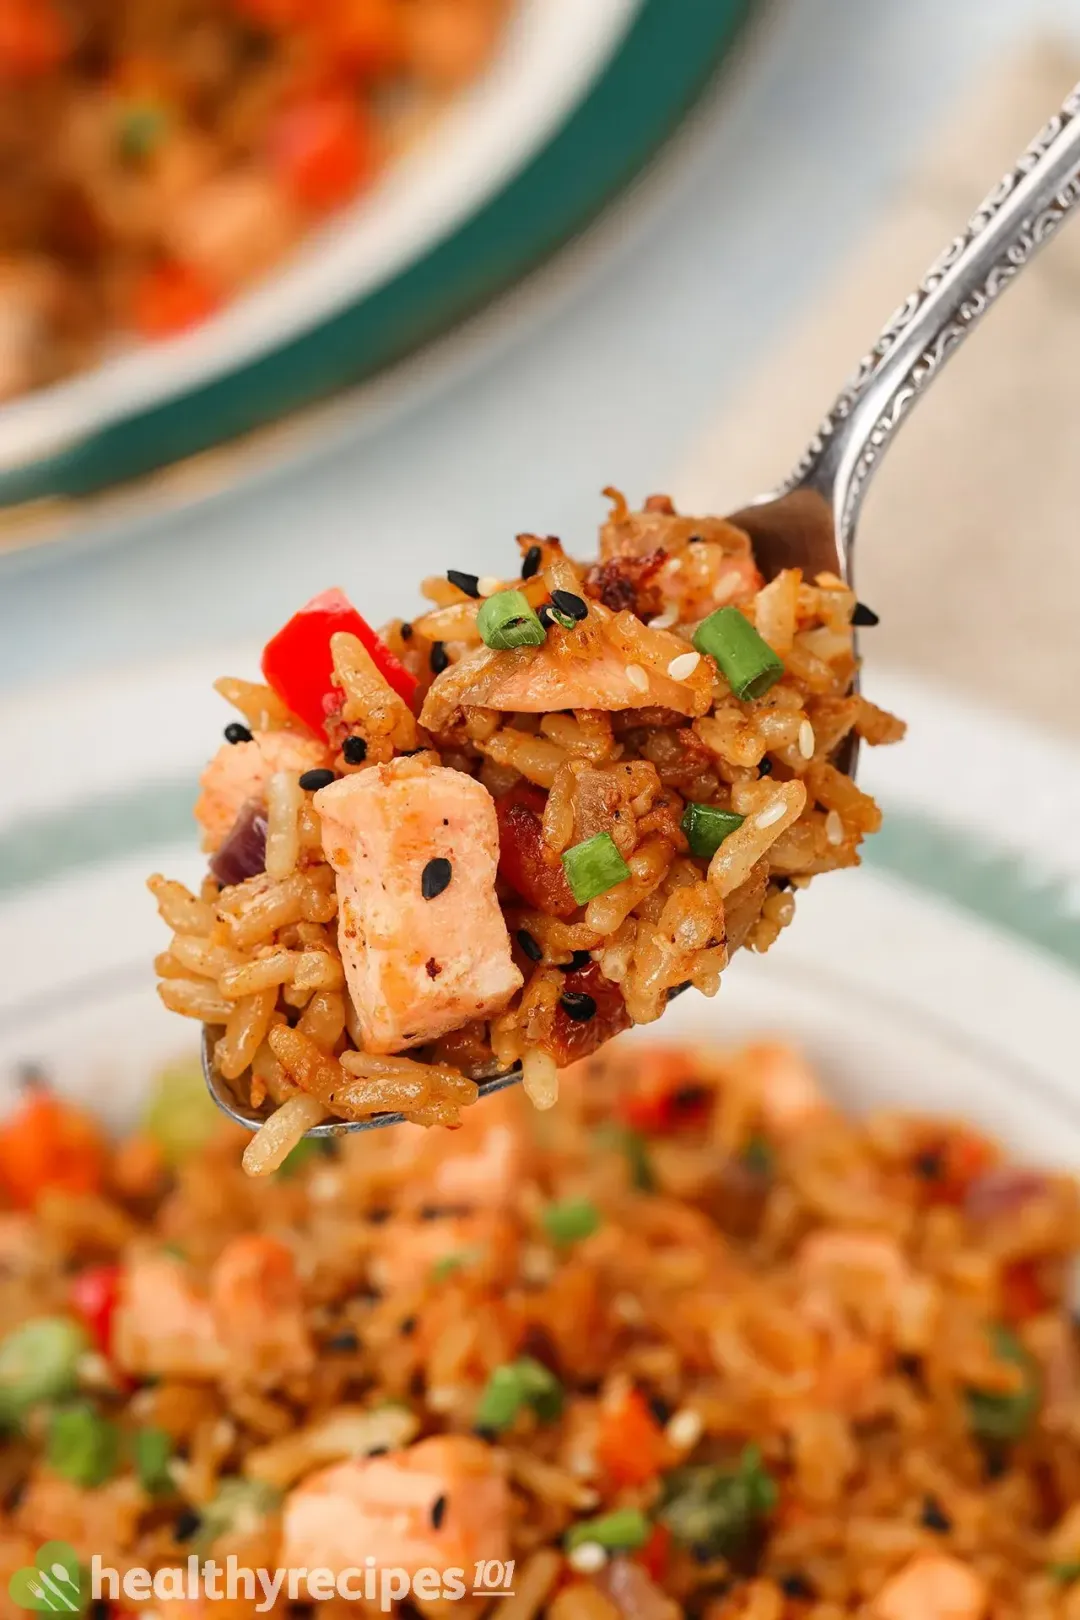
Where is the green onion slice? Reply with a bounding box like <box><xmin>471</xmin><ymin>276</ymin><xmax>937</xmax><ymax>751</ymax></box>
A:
<box><xmin>681</xmin><ymin>802</ymin><xmax>745</xmax><ymax>861</ymax></box>
<box><xmin>594</xmin><ymin>1123</ymin><xmax>653</xmax><ymax>1192</ymax></box>
<box><xmin>1050</xmin><ymin>1563</ymin><xmax>1080</xmax><ymax>1585</ymax></box>
<box><xmin>477</xmin><ymin>590</ymin><xmax>546</xmax><ymax>651</ymax></box>
<box><xmin>47</xmin><ymin>1401</ymin><xmax>121</xmax><ymax>1489</ymax></box>
<box><xmin>475</xmin><ymin>1356</ymin><xmax>564</xmax><ymax>1432</ymax></box>
<box><xmin>659</xmin><ymin>1446</ymin><xmax>778</xmax><ymax>1560</ymax></box>
<box><xmin>965</xmin><ymin>1324</ymin><xmax>1040</xmax><ymax>1443</ymax></box>
<box><xmin>561</xmin><ymin>833</ymin><xmax>630</xmax><ymax>905</ymax></box>
<box><xmin>566</xmin><ymin>1508</ymin><xmax>651</xmax><ymax>1554</ymax></box>
<box><xmin>0</xmin><ymin>1316</ymin><xmax>88</xmax><ymax>1421</ymax></box>
<box><xmin>133</xmin><ymin>1426</ymin><xmax>175</xmax><ymax>1494</ymax></box>
<box><xmin>542</xmin><ymin>1198</ymin><xmax>601</xmax><ymax>1247</ymax></box>
<box><xmin>692</xmin><ymin>607</ymin><xmax>784</xmax><ymax>701</ymax></box>
<box><xmin>431</xmin><ymin>1248</ymin><xmax>482</xmax><ymax>1282</ymax></box>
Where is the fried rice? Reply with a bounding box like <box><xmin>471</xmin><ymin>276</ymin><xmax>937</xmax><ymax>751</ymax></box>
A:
<box><xmin>150</xmin><ymin>492</ymin><xmax>906</xmax><ymax>1172</ymax></box>
<box><xmin>0</xmin><ymin>1041</ymin><xmax>1079</xmax><ymax>1620</ymax></box>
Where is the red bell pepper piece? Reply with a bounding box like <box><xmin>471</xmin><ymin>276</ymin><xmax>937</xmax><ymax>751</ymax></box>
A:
<box><xmin>0</xmin><ymin>1089</ymin><xmax>106</xmax><ymax>1209</ymax></box>
<box><xmin>495</xmin><ymin>783</ymin><xmax>578</xmax><ymax>918</ymax></box>
<box><xmin>71</xmin><ymin>1263</ymin><xmax>124</xmax><ymax>1356</ymax></box>
<box><xmin>596</xmin><ymin>1385</ymin><xmax>670</xmax><ymax>1489</ymax></box>
<box><xmin>1001</xmin><ymin>1259</ymin><xmax>1048</xmax><ymax>1323</ymax></box>
<box><xmin>261</xmin><ymin>587</ymin><xmax>417</xmax><ymax>734</ymax></box>
<box><xmin>636</xmin><ymin>1523</ymin><xmax>672</xmax><ymax>1584</ymax></box>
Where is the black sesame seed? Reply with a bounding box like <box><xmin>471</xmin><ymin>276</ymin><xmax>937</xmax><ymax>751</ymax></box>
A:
<box><xmin>224</xmin><ymin>722</ymin><xmax>253</xmax><ymax>744</ymax></box>
<box><xmin>430</xmin><ymin>641</ymin><xmax>449</xmax><ymax>675</ymax></box>
<box><xmin>897</xmin><ymin>1352</ymin><xmax>923</xmax><ymax>1381</ymax></box>
<box><xmin>521</xmin><ymin>545</ymin><xmax>542</xmax><ymax>579</ymax></box>
<box><xmin>430</xmin><ymin>1493</ymin><xmax>448</xmax><ymax>1530</ymax></box>
<box><xmin>686</xmin><ymin>533</ymin><xmax>704</xmax><ymax>544</ymax></box>
<box><xmin>447</xmin><ymin>570</ymin><xmax>481</xmax><ymax>599</ymax></box>
<box><xmin>921</xmin><ymin>1495</ymin><xmax>951</xmax><ymax>1533</ymax></box>
<box><xmin>299</xmin><ymin>768</ymin><xmax>336</xmax><ymax>792</ymax></box>
<box><xmin>367</xmin><ymin>1446</ymin><xmax>389</xmax><ymax>1458</ymax></box>
<box><xmin>326</xmin><ymin>1330</ymin><xmax>359</xmax><ymax>1352</ymax></box>
<box><xmin>758</xmin><ymin>757</ymin><xmax>773</xmax><ymax>777</ymax></box>
<box><xmin>560</xmin><ymin>991</ymin><xmax>597</xmax><ymax>1023</ymax></box>
<box><xmin>646</xmin><ymin>1393</ymin><xmax>672</xmax><ymax>1426</ymax></box>
<box><xmin>550</xmin><ymin>589</ymin><xmax>588</xmax><ymax>622</ymax></box>
<box><xmin>473</xmin><ymin>1425</ymin><xmax>498</xmax><ymax>1444</ymax></box>
<box><xmin>400</xmin><ymin>1315</ymin><xmax>418</xmax><ymax>1336</ymax></box>
<box><xmin>516</xmin><ymin>929</ymin><xmax>544</xmax><ymax>963</ymax></box>
<box><xmin>983</xmin><ymin>1445</ymin><xmax>1009</xmax><ymax>1480</ymax></box>
<box><xmin>367</xmin><ymin>1207</ymin><xmax>391</xmax><ymax>1225</ymax></box>
<box><xmin>562</xmin><ymin>950</ymin><xmax>593</xmax><ymax>973</ymax></box>
<box><xmin>537</xmin><ymin>604</ymin><xmax>557</xmax><ymax>630</ymax></box>
<box><xmin>914</xmin><ymin>1149</ymin><xmax>945</xmax><ymax>1181</ymax></box>
<box><xmin>343</xmin><ymin>735</ymin><xmax>368</xmax><ymax>765</ymax></box>
<box><xmin>666</xmin><ymin>980</ymin><xmax>693</xmax><ymax>1000</ymax></box>
<box><xmin>174</xmin><ymin>1507</ymin><xmax>202</xmax><ymax>1542</ymax></box>
<box><xmin>89</xmin><ymin>1601</ymin><xmax>109</xmax><ymax>1620</ymax></box>
<box><xmin>401</xmin><ymin>622</ymin><xmax>413</xmax><ymax>640</ymax></box>
<box><xmin>852</xmin><ymin>601</ymin><xmax>880</xmax><ymax>627</ymax></box>
<box><xmin>421</xmin><ymin>857</ymin><xmax>453</xmax><ymax>900</ymax></box>
<box><xmin>778</xmin><ymin>1573</ymin><xmax>814</xmax><ymax>1599</ymax></box>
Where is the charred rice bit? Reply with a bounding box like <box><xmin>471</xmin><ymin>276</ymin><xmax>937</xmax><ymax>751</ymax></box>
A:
<box><xmin>152</xmin><ymin>490</ymin><xmax>904</xmax><ymax>1137</ymax></box>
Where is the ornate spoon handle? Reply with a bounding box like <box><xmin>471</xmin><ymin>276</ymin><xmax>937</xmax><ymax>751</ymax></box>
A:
<box><xmin>790</xmin><ymin>81</ymin><xmax>1080</xmax><ymax>564</ymax></box>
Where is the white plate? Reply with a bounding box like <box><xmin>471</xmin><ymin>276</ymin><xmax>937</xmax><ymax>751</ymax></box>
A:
<box><xmin>1</xmin><ymin>658</ymin><xmax>1079</xmax><ymax>1160</ymax></box>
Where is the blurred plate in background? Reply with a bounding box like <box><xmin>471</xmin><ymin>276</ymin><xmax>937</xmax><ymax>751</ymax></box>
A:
<box><xmin>0</xmin><ymin>0</ymin><xmax>755</xmax><ymax>550</ymax></box>
<box><xmin>1</xmin><ymin>660</ymin><xmax>1078</xmax><ymax>1168</ymax></box>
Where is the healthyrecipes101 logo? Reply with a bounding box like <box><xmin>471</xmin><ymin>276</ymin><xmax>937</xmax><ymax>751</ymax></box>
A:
<box><xmin>9</xmin><ymin>1545</ymin><xmax>517</xmax><ymax>1614</ymax></box>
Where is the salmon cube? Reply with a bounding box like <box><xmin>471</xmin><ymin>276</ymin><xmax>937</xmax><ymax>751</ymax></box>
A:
<box><xmin>873</xmin><ymin>1554</ymin><xmax>988</xmax><ymax>1620</ymax></box>
<box><xmin>209</xmin><ymin>1234</ymin><xmax>314</xmax><ymax>1387</ymax></box>
<box><xmin>195</xmin><ymin>731</ymin><xmax>328</xmax><ymax>852</ymax></box>
<box><xmin>282</xmin><ymin>1436</ymin><xmax>509</xmax><ymax>1588</ymax></box>
<box><xmin>113</xmin><ymin>1253</ymin><xmax>225</xmax><ymax>1381</ymax></box>
<box><xmin>315</xmin><ymin>759</ymin><xmax>522</xmax><ymax>1054</ymax></box>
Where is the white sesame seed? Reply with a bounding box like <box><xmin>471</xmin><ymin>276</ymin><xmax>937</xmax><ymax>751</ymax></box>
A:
<box><xmin>648</xmin><ymin>609</ymin><xmax>678</xmax><ymax>631</ymax></box>
<box><xmin>568</xmin><ymin>1543</ymin><xmax>608</xmax><ymax>1575</ymax></box>
<box><xmin>665</xmin><ymin>1408</ymin><xmax>704</xmax><ymax>1451</ymax></box>
<box><xmin>798</xmin><ymin>720</ymin><xmax>815</xmax><ymax>760</ymax></box>
<box><xmin>755</xmin><ymin>799</ymin><xmax>787</xmax><ymax>830</ymax></box>
<box><xmin>626</xmin><ymin>664</ymin><xmax>649</xmax><ymax>693</ymax></box>
<box><xmin>309</xmin><ymin>1168</ymin><xmax>343</xmax><ymax>1203</ymax></box>
<box><xmin>521</xmin><ymin>1244</ymin><xmax>555</xmax><ymax>1285</ymax></box>
<box><xmin>477</xmin><ymin>576</ymin><xmax>502</xmax><ymax>597</ymax></box>
<box><xmin>667</xmin><ymin>651</ymin><xmax>701</xmax><ymax>681</ymax></box>
<box><xmin>825</xmin><ymin>810</ymin><xmax>844</xmax><ymax>846</ymax></box>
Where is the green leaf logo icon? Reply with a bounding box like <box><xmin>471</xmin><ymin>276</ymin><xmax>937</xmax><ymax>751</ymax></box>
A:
<box><xmin>8</xmin><ymin>1544</ymin><xmax>83</xmax><ymax>1613</ymax></box>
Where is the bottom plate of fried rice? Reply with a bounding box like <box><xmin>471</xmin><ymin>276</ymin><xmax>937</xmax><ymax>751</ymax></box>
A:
<box><xmin>0</xmin><ymin>1031</ymin><xmax>1079</xmax><ymax>1620</ymax></box>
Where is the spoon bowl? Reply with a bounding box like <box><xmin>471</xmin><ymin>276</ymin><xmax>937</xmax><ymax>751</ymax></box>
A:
<box><xmin>202</xmin><ymin>81</ymin><xmax>1080</xmax><ymax>1139</ymax></box>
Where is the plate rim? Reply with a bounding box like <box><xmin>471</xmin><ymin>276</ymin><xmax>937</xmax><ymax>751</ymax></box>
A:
<box><xmin>0</xmin><ymin>0</ymin><xmax>757</xmax><ymax>516</ymax></box>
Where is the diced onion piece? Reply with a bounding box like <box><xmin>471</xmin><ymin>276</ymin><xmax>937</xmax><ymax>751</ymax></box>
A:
<box><xmin>693</xmin><ymin>607</ymin><xmax>784</xmax><ymax>701</ymax></box>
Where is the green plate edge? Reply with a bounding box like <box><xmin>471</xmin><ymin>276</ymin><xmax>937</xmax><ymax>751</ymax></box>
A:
<box><xmin>0</xmin><ymin>0</ymin><xmax>757</xmax><ymax>510</ymax></box>
<box><xmin>1</xmin><ymin>786</ymin><xmax>1078</xmax><ymax>981</ymax></box>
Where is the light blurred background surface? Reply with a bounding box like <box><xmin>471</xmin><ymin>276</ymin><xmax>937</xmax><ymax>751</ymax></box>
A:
<box><xmin>2</xmin><ymin>0</ymin><xmax>1079</xmax><ymax>694</ymax></box>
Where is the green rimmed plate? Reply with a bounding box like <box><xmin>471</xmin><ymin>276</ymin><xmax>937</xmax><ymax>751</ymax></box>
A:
<box><xmin>0</xmin><ymin>0</ymin><xmax>756</xmax><ymax>547</ymax></box>
<box><xmin>0</xmin><ymin>659</ymin><xmax>1078</xmax><ymax>1162</ymax></box>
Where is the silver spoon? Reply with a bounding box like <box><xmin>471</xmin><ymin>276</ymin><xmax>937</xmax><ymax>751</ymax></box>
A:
<box><xmin>204</xmin><ymin>80</ymin><xmax>1080</xmax><ymax>1139</ymax></box>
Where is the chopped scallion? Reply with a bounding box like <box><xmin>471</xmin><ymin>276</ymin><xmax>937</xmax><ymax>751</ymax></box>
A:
<box><xmin>1050</xmin><ymin>1563</ymin><xmax>1080</xmax><ymax>1585</ymax></box>
<box><xmin>681</xmin><ymin>802</ymin><xmax>745</xmax><ymax>861</ymax></box>
<box><xmin>48</xmin><ymin>1401</ymin><xmax>120</xmax><ymax>1488</ymax></box>
<box><xmin>594</xmin><ymin>1123</ymin><xmax>653</xmax><ymax>1192</ymax></box>
<box><xmin>431</xmin><ymin>1248</ymin><xmax>482</xmax><ymax>1282</ymax></box>
<box><xmin>566</xmin><ymin>1508</ymin><xmax>651</xmax><ymax>1554</ymax></box>
<box><xmin>0</xmin><ymin>1317</ymin><xmax>88</xmax><ymax>1422</ymax></box>
<box><xmin>542</xmin><ymin>1198</ymin><xmax>600</xmax><ymax>1247</ymax></box>
<box><xmin>561</xmin><ymin>833</ymin><xmax>630</xmax><ymax>905</ymax></box>
<box><xmin>477</xmin><ymin>590</ymin><xmax>546</xmax><ymax>651</ymax></box>
<box><xmin>965</xmin><ymin>1324</ymin><xmax>1040</xmax><ymax>1443</ymax></box>
<box><xmin>133</xmin><ymin>1426</ymin><xmax>175</xmax><ymax>1494</ymax></box>
<box><xmin>692</xmin><ymin>607</ymin><xmax>784</xmax><ymax>701</ymax></box>
<box><xmin>118</xmin><ymin>103</ymin><xmax>169</xmax><ymax>163</ymax></box>
<box><xmin>474</xmin><ymin>1356</ymin><xmax>564</xmax><ymax>1432</ymax></box>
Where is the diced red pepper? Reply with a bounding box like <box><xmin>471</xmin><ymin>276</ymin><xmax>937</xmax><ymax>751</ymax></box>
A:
<box><xmin>618</xmin><ymin>1050</ymin><xmax>710</xmax><ymax>1135</ymax></box>
<box><xmin>261</xmin><ymin>587</ymin><xmax>418</xmax><ymax>734</ymax></box>
<box><xmin>314</xmin><ymin>0</ymin><xmax>406</xmax><ymax>77</ymax></box>
<box><xmin>71</xmin><ymin>1263</ymin><xmax>124</xmax><ymax>1356</ymax></box>
<box><xmin>550</xmin><ymin>960</ymin><xmax>630</xmax><ymax>1067</ymax></box>
<box><xmin>270</xmin><ymin>93</ymin><xmax>377</xmax><ymax>212</ymax></box>
<box><xmin>636</xmin><ymin>1523</ymin><xmax>672</xmax><ymax>1584</ymax></box>
<box><xmin>0</xmin><ymin>1089</ymin><xmax>106</xmax><ymax>1209</ymax></box>
<box><xmin>132</xmin><ymin>260</ymin><xmax>219</xmax><ymax>339</ymax></box>
<box><xmin>1001</xmin><ymin>1259</ymin><xmax>1048</xmax><ymax>1323</ymax></box>
<box><xmin>919</xmin><ymin>1131</ymin><xmax>999</xmax><ymax>1206</ymax></box>
<box><xmin>495</xmin><ymin>784</ymin><xmax>578</xmax><ymax>918</ymax></box>
<box><xmin>596</xmin><ymin>1385</ymin><xmax>670</xmax><ymax>1489</ymax></box>
<box><xmin>0</xmin><ymin>0</ymin><xmax>68</xmax><ymax>75</ymax></box>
